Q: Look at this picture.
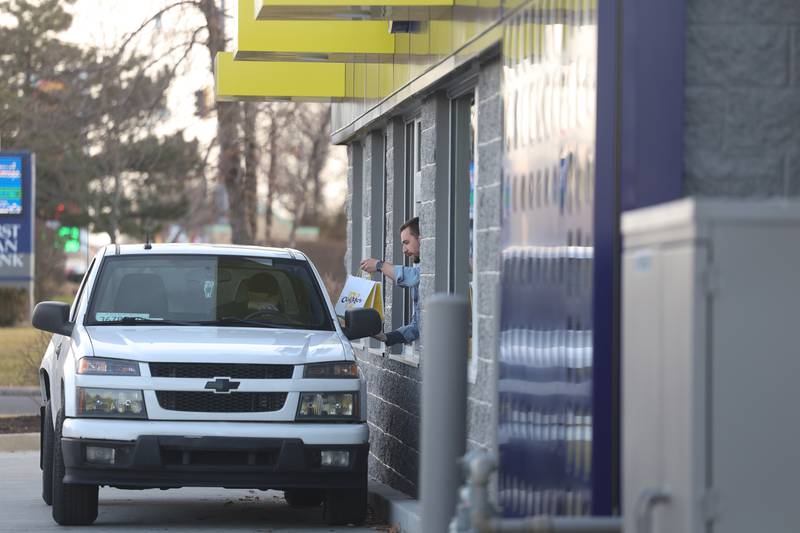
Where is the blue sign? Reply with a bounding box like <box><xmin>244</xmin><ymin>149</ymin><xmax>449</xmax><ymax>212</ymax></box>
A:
<box><xmin>0</xmin><ymin>151</ymin><xmax>35</xmax><ymax>287</ymax></box>
<box><xmin>0</xmin><ymin>156</ymin><xmax>23</xmax><ymax>215</ymax></box>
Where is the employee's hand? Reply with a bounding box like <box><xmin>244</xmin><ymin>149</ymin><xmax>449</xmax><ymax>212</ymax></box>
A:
<box><xmin>360</xmin><ymin>258</ymin><xmax>379</xmax><ymax>273</ymax></box>
<box><xmin>371</xmin><ymin>332</ymin><xmax>387</xmax><ymax>342</ymax></box>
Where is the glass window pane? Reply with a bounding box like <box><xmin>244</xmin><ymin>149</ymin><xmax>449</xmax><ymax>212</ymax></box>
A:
<box><xmin>86</xmin><ymin>255</ymin><xmax>332</xmax><ymax>331</ymax></box>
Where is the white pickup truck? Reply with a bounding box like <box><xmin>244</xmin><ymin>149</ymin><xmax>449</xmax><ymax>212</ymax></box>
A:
<box><xmin>32</xmin><ymin>244</ymin><xmax>381</xmax><ymax>526</ymax></box>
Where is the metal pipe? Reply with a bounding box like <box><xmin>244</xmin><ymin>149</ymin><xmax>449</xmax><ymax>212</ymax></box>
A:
<box><xmin>489</xmin><ymin>516</ymin><xmax>623</xmax><ymax>532</ymax></box>
<box><xmin>452</xmin><ymin>450</ymin><xmax>622</xmax><ymax>533</ymax></box>
<box><xmin>421</xmin><ymin>294</ymin><xmax>469</xmax><ymax>533</ymax></box>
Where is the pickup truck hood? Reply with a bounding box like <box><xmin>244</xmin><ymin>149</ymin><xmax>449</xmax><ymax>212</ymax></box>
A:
<box><xmin>84</xmin><ymin>326</ymin><xmax>348</xmax><ymax>364</ymax></box>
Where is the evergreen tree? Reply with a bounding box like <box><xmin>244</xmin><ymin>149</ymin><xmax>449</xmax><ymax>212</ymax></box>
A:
<box><xmin>0</xmin><ymin>0</ymin><xmax>202</xmax><ymax>242</ymax></box>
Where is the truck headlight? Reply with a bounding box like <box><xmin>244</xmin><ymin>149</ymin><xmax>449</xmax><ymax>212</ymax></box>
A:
<box><xmin>77</xmin><ymin>357</ymin><xmax>140</xmax><ymax>376</ymax></box>
<box><xmin>304</xmin><ymin>362</ymin><xmax>359</xmax><ymax>378</ymax></box>
<box><xmin>297</xmin><ymin>392</ymin><xmax>358</xmax><ymax>419</ymax></box>
<box><xmin>77</xmin><ymin>388</ymin><xmax>147</xmax><ymax>419</ymax></box>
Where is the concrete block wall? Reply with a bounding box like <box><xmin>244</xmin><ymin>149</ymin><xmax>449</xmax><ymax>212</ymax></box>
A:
<box><xmin>383</xmin><ymin>121</ymin><xmax>399</xmax><ymax>339</ymax></box>
<box><xmin>685</xmin><ymin>0</ymin><xmax>800</xmax><ymax>196</ymax></box>
<box><xmin>469</xmin><ymin>58</ymin><xmax>503</xmax><ymax>454</ymax></box>
<box><xmin>417</xmin><ymin>95</ymin><xmax>439</xmax><ymax>357</ymax></box>
<box><xmin>343</xmin><ymin>56</ymin><xmax>504</xmax><ymax>498</ymax></box>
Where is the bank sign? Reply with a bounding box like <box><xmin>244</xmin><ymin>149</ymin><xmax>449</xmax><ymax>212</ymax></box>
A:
<box><xmin>0</xmin><ymin>152</ymin><xmax>35</xmax><ymax>287</ymax></box>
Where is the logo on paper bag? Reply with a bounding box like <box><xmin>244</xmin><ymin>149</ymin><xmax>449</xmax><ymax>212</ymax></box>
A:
<box><xmin>335</xmin><ymin>275</ymin><xmax>383</xmax><ymax>319</ymax></box>
<box><xmin>340</xmin><ymin>291</ymin><xmax>363</xmax><ymax>306</ymax></box>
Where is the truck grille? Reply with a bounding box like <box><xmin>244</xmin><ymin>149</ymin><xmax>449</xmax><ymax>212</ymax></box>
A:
<box><xmin>156</xmin><ymin>391</ymin><xmax>288</xmax><ymax>413</ymax></box>
<box><xmin>161</xmin><ymin>448</ymin><xmax>278</xmax><ymax>468</ymax></box>
<box><xmin>150</xmin><ymin>363</ymin><xmax>294</xmax><ymax>379</ymax></box>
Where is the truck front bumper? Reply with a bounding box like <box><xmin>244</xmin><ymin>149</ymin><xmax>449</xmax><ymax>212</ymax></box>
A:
<box><xmin>60</xmin><ymin>419</ymin><xmax>368</xmax><ymax>490</ymax></box>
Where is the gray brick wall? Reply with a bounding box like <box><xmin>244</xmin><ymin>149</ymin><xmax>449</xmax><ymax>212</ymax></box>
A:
<box><xmin>363</xmin><ymin>135</ymin><xmax>373</xmax><ymax>262</ymax></box>
<box><xmin>343</xmin><ymin>56</ymin><xmax>504</xmax><ymax>497</ymax></box>
<box><xmin>418</xmin><ymin>95</ymin><xmax>439</xmax><ymax>357</ymax></box>
<box><xmin>383</xmin><ymin>121</ymin><xmax>398</xmax><ymax>335</ymax></box>
<box><xmin>469</xmin><ymin>58</ymin><xmax>503</xmax><ymax>454</ymax></box>
<box><xmin>685</xmin><ymin>0</ymin><xmax>800</xmax><ymax>196</ymax></box>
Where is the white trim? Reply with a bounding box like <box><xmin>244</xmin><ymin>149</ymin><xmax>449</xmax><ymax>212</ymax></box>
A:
<box><xmin>389</xmin><ymin>351</ymin><xmax>420</xmax><ymax>368</ymax></box>
<box><xmin>63</xmin><ymin>418</ymin><xmax>369</xmax><ymax>445</ymax></box>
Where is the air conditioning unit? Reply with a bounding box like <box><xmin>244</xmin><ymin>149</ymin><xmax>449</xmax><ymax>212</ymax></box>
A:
<box><xmin>621</xmin><ymin>198</ymin><xmax>800</xmax><ymax>533</ymax></box>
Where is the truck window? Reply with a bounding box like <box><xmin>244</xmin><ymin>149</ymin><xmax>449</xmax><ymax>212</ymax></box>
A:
<box><xmin>85</xmin><ymin>254</ymin><xmax>333</xmax><ymax>331</ymax></box>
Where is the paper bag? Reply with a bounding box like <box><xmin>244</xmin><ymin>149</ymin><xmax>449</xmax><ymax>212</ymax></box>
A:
<box><xmin>335</xmin><ymin>275</ymin><xmax>383</xmax><ymax>319</ymax></box>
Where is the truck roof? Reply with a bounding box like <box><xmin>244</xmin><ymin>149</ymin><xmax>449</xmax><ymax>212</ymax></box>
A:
<box><xmin>102</xmin><ymin>243</ymin><xmax>305</xmax><ymax>260</ymax></box>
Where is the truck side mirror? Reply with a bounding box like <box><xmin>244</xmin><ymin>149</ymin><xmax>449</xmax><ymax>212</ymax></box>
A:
<box><xmin>343</xmin><ymin>308</ymin><xmax>382</xmax><ymax>340</ymax></box>
<box><xmin>32</xmin><ymin>301</ymin><xmax>73</xmax><ymax>337</ymax></box>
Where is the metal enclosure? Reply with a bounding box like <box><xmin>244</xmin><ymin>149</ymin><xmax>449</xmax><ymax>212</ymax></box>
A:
<box><xmin>622</xmin><ymin>198</ymin><xmax>800</xmax><ymax>533</ymax></box>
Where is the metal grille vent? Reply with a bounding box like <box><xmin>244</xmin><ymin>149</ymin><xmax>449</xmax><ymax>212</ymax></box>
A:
<box><xmin>150</xmin><ymin>363</ymin><xmax>294</xmax><ymax>379</ymax></box>
<box><xmin>156</xmin><ymin>391</ymin><xmax>288</xmax><ymax>413</ymax></box>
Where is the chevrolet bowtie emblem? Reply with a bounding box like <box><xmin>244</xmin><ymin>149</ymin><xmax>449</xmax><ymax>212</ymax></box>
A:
<box><xmin>204</xmin><ymin>377</ymin><xmax>240</xmax><ymax>394</ymax></box>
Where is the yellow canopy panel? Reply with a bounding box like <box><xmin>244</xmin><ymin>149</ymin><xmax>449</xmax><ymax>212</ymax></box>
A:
<box><xmin>254</xmin><ymin>0</ymin><xmax>454</xmax><ymax>20</ymax></box>
<box><xmin>236</xmin><ymin>0</ymin><xmax>396</xmax><ymax>61</ymax></box>
<box><xmin>215</xmin><ymin>52</ymin><xmax>347</xmax><ymax>101</ymax></box>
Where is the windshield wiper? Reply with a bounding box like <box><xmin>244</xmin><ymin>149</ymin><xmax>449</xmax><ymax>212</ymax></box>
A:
<box><xmin>205</xmin><ymin>316</ymin><xmax>283</xmax><ymax>328</ymax></box>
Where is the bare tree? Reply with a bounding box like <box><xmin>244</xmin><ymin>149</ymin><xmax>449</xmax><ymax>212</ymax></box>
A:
<box><xmin>243</xmin><ymin>102</ymin><xmax>259</xmax><ymax>240</ymax></box>
<box><xmin>196</xmin><ymin>0</ymin><xmax>254</xmax><ymax>244</ymax></box>
<box><xmin>269</xmin><ymin>104</ymin><xmax>332</xmax><ymax>245</ymax></box>
<box><xmin>262</xmin><ymin>102</ymin><xmax>298</xmax><ymax>240</ymax></box>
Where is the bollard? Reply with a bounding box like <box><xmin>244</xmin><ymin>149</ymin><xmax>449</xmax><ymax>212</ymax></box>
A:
<box><xmin>421</xmin><ymin>294</ymin><xmax>469</xmax><ymax>533</ymax></box>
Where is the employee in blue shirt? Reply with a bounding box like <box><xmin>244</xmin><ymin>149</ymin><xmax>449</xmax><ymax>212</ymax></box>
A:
<box><xmin>360</xmin><ymin>216</ymin><xmax>420</xmax><ymax>346</ymax></box>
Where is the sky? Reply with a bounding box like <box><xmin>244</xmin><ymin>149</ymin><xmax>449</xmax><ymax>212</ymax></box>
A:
<box><xmin>59</xmin><ymin>0</ymin><xmax>347</xmax><ymax>228</ymax></box>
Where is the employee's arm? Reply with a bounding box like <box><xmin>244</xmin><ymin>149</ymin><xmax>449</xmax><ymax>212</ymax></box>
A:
<box><xmin>359</xmin><ymin>258</ymin><xmax>396</xmax><ymax>281</ymax></box>
<box><xmin>381</xmin><ymin>262</ymin><xmax>395</xmax><ymax>280</ymax></box>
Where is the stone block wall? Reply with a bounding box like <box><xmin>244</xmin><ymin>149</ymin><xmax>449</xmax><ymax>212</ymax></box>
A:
<box><xmin>685</xmin><ymin>0</ymin><xmax>800</xmax><ymax>196</ymax></box>
<box><xmin>469</xmin><ymin>58</ymin><xmax>503</xmax><ymax>454</ymax></box>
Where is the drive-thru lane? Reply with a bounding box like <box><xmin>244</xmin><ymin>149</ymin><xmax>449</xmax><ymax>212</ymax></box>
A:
<box><xmin>1</xmin><ymin>451</ymin><xmax>385</xmax><ymax>532</ymax></box>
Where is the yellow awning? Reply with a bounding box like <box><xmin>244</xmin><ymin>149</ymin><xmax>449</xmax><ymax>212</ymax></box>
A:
<box><xmin>215</xmin><ymin>52</ymin><xmax>347</xmax><ymax>101</ymax></box>
<box><xmin>254</xmin><ymin>0</ymin><xmax>454</xmax><ymax>21</ymax></box>
<box><xmin>235</xmin><ymin>0</ymin><xmax>396</xmax><ymax>61</ymax></box>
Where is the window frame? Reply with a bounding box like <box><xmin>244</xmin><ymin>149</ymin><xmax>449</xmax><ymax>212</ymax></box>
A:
<box><xmin>350</xmin><ymin>142</ymin><xmax>364</xmax><ymax>276</ymax></box>
<box><xmin>368</xmin><ymin>130</ymin><xmax>386</xmax><ymax>351</ymax></box>
<box><xmin>69</xmin><ymin>257</ymin><xmax>96</xmax><ymax>323</ymax></box>
<box><xmin>448</xmin><ymin>88</ymin><xmax>479</xmax><ymax>383</ymax></box>
<box><xmin>387</xmin><ymin>115</ymin><xmax>423</xmax><ymax>365</ymax></box>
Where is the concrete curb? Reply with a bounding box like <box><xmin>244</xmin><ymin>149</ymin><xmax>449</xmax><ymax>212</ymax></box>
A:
<box><xmin>368</xmin><ymin>480</ymin><xmax>421</xmax><ymax>533</ymax></box>
<box><xmin>0</xmin><ymin>432</ymin><xmax>39</xmax><ymax>453</ymax></box>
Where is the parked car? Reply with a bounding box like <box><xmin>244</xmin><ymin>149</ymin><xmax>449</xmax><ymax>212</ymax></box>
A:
<box><xmin>32</xmin><ymin>243</ymin><xmax>380</xmax><ymax>526</ymax></box>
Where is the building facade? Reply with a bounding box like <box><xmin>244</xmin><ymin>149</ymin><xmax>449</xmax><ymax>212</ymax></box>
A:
<box><xmin>215</xmin><ymin>0</ymin><xmax>800</xmax><ymax>521</ymax></box>
<box><xmin>342</xmin><ymin>56</ymin><xmax>504</xmax><ymax>496</ymax></box>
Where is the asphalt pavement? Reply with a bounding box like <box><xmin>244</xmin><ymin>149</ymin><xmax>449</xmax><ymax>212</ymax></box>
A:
<box><xmin>0</xmin><ymin>451</ymin><xmax>387</xmax><ymax>532</ymax></box>
<box><xmin>0</xmin><ymin>387</ymin><xmax>41</xmax><ymax>416</ymax></box>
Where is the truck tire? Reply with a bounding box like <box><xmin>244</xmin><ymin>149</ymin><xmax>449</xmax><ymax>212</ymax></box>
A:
<box><xmin>284</xmin><ymin>488</ymin><xmax>324</xmax><ymax>507</ymax></box>
<box><xmin>41</xmin><ymin>401</ymin><xmax>54</xmax><ymax>505</ymax></box>
<box><xmin>52</xmin><ymin>409</ymin><xmax>98</xmax><ymax>525</ymax></box>
<box><xmin>323</xmin><ymin>484</ymin><xmax>367</xmax><ymax>525</ymax></box>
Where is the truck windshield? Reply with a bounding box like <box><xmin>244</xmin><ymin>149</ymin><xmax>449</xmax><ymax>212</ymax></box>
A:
<box><xmin>85</xmin><ymin>255</ymin><xmax>333</xmax><ymax>330</ymax></box>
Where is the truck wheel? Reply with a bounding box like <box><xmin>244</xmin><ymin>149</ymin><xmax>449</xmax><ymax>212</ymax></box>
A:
<box><xmin>41</xmin><ymin>401</ymin><xmax>54</xmax><ymax>505</ymax></box>
<box><xmin>323</xmin><ymin>484</ymin><xmax>367</xmax><ymax>525</ymax></box>
<box><xmin>284</xmin><ymin>488</ymin><xmax>324</xmax><ymax>507</ymax></box>
<box><xmin>52</xmin><ymin>409</ymin><xmax>98</xmax><ymax>525</ymax></box>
